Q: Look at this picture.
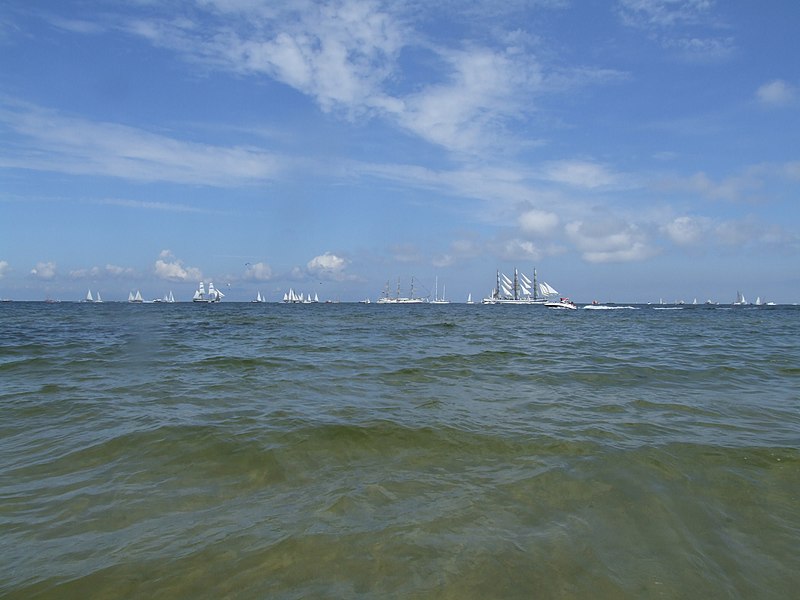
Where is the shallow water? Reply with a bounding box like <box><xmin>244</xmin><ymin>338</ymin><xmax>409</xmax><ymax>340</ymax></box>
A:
<box><xmin>1</xmin><ymin>302</ymin><xmax>798</xmax><ymax>598</ymax></box>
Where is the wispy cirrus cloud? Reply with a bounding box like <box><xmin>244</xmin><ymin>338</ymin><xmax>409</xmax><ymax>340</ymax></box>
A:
<box><xmin>617</xmin><ymin>0</ymin><xmax>734</xmax><ymax>62</ymax></box>
<box><xmin>0</xmin><ymin>100</ymin><xmax>284</xmax><ymax>186</ymax></box>
<box><xmin>113</xmin><ymin>1</ymin><xmax>619</xmax><ymax>158</ymax></box>
<box><xmin>69</xmin><ymin>264</ymin><xmax>137</xmax><ymax>279</ymax></box>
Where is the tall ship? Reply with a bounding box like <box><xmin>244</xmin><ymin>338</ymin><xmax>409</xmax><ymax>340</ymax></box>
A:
<box><xmin>193</xmin><ymin>281</ymin><xmax>224</xmax><ymax>303</ymax></box>
<box><xmin>376</xmin><ymin>277</ymin><xmax>427</xmax><ymax>304</ymax></box>
<box><xmin>482</xmin><ymin>268</ymin><xmax>558</xmax><ymax>304</ymax></box>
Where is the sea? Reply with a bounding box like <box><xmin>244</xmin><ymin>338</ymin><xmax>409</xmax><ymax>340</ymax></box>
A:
<box><xmin>1</xmin><ymin>301</ymin><xmax>798</xmax><ymax>599</ymax></box>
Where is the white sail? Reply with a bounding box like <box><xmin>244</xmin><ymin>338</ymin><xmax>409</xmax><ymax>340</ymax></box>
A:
<box><xmin>501</xmin><ymin>273</ymin><xmax>513</xmax><ymax>287</ymax></box>
<box><xmin>134</xmin><ymin>290</ymin><xmax>143</xmax><ymax>302</ymax></box>
<box><xmin>314</xmin><ymin>293</ymin><xmax>319</xmax><ymax>303</ymax></box>
<box><xmin>520</xmin><ymin>272</ymin><xmax>532</xmax><ymax>286</ymax></box>
<box><xmin>540</xmin><ymin>282</ymin><xmax>558</xmax><ymax>297</ymax></box>
<box><xmin>467</xmin><ymin>293</ymin><xmax>473</xmax><ymax>304</ymax></box>
<box><xmin>128</xmin><ymin>291</ymin><xmax>135</xmax><ymax>302</ymax></box>
<box><xmin>755</xmin><ymin>296</ymin><xmax>761</xmax><ymax>305</ymax></box>
<box><xmin>501</xmin><ymin>283</ymin><xmax>513</xmax><ymax>297</ymax></box>
<box><xmin>86</xmin><ymin>290</ymin><xmax>94</xmax><ymax>302</ymax></box>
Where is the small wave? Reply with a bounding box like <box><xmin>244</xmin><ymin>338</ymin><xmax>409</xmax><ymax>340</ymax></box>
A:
<box><xmin>582</xmin><ymin>305</ymin><xmax>639</xmax><ymax>310</ymax></box>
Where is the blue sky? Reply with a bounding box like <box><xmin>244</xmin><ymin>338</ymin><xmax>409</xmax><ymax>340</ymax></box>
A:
<box><xmin>1</xmin><ymin>0</ymin><xmax>798</xmax><ymax>303</ymax></box>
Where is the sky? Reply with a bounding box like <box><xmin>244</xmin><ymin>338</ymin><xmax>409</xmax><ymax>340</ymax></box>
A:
<box><xmin>1</xmin><ymin>0</ymin><xmax>799</xmax><ymax>303</ymax></box>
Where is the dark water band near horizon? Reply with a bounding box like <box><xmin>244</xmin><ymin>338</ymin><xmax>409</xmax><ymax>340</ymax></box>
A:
<box><xmin>1</xmin><ymin>302</ymin><xmax>798</xmax><ymax>598</ymax></box>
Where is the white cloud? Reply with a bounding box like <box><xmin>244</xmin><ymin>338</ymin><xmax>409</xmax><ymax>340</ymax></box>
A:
<box><xmin>307</xmin><ymin>252</ymin><xmax>350</xmax><ymax>280</ymax></box>
<box><xmin>30</xmin><ymin>261</ymin><xmax>57</xmax><ymax>279</ymax></box>
<box><xmin>663</xmin><ymin>215</ymin><xmax>711</xmax><ymax>245</ymax></box>
<box><xmin>617</xmin><ymin>0</ymin><xmax>716</xmax><ymax>28</ymax></box>
<box><xmin>244</xmin><ymin>261</ymin><xmax>273</xmax><ymax>281</ymax></box>
<box><xmin>541</xmin><ymin>160</ymin><xmax>619</xmax><ymax>189</ymax></box>
<box><xmin>0</xmin><ymin>260</ymin><xmax>9</xmax><ymax>278</ymax></box>
<box><xmin>756</xmin><ymin>80</ymin><xmax>795</xmax><ymax>108</ymax></box>
<box><xmin>0</xmin><ymin>101</ymin><xmax>284</xmax><ymax>186</ymax></box>
<box><xmin>519</xmin><ymin>209</ymin><xmax>560</xmax><ymax>235</ymax></box>
<box><xmin>154</xmin><ymin>251</ymin><xmax>203</xmax><ymax>281</ymax></box>
<box><xmin>566</xmin><ymin>218</ymin><xmax>656</xmax><ymax>263</ymax></box>
<box><xmin>617</xmin><ymin>1</ymin><xmax>733</xmax><ymax>62</ymax></box>
<box><xmin>498</xmin><ymin>238</ymin><xmax>543</xmax><ymax>261</ymax></box>
<box><xmin>69</xmin><ymin>264</ymin><xmax>137</xmax><ymax>278</ymax></box>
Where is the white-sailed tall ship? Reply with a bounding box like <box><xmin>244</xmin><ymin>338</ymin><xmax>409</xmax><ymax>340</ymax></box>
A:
<box><xmin>193</xmin><ymin>282</ymin><xmax>224</xmax><ymax>303</ymax></box>
<box><xmin>482</xmin><ymin>268</ymin><xmax>558</xmax><ymax>304</ymax></box>
<box><xmin>377</xmin><ymin>277</ymin><xmax>427</xmax><ymax>304</ymax></box>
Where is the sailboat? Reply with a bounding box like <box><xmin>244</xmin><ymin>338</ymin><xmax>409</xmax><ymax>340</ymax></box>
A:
<box><xmin>733</xmin><ymin>291</ymin><xmax>747</xmax><ymax>306</ymax></box>
<box><xmin>82</xmin><ymin>289</ymin><xmax>97</xmax><ymax>303</ymax></box>
<box><xmin>376</xmin><ymin>277</ymin><xmax>427</xmax><ymax>304</ymax></box>
<box><xmin>193</xmin><ymin>281</ymin><xmax>224</xmax><ymax>303</ymax></box>
<box><xmin>431</xmin><ymin>276</ymin><xmax>450</xmax><ymax>304</ymax></box>
<box><xmin>482</xmin><ymin>268</ymin><xmax>557</xmax><ymax>304</ymax></box>
<box><xmin>128</xmin><ymin>290</ymin><xmax>144</xmax><ymax>303</ymax></box>
<box><xmin>252</xmin><ymin>291</ymin><xmax>265</xmax><ymax>303</ymax></box>
<box><xmin>466</xmin><ymin>293</ymin><xmax>474</xmax><ymax>304</ymax></box>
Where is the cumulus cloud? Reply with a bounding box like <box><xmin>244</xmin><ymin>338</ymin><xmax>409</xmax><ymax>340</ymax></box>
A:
<box><xmin>566</xmin><ymin>218</ymin><xmax>656</xmax><ymax>263</ymax></box>
<box><xmin>663</xmin><ymin>216</ymin><xmax>711</xmax><ymax>246</ymax></box>
<box><xmin>519</xmin><ymin>209</ymin><xmax>560</xmax><ymax>235</ymax></box>
<box><xmin>30</xmin><ymin>261</ymin><xmax>57</xmax><ymax>279</ymax></box>
<box><xmin>244</xmin><ymin>261</ymin><xmax>273</xmax><ymax>281</ymax></box>
<box><xmin>756</xmin><ymin>79</ymin><xmax>795</xmax><ymax>107</ymax></box>
<box><xmin>154</xmin><ymin>250</ymin><xmax>202</xmax><ymax>281</ymax></box>
<box><xmin>306</xmin><ymin>252</ymin><xmax>350</xmax><ymax>280</ymax></box>
<box><xmin>0</xmin><ymin>260</ymin><xmax>9</xmax><ymax>278</ymax></box>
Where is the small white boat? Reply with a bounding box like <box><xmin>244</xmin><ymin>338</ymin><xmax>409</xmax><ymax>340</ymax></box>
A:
<box><xmin>545</xmin><ymin>297</ymin><xmax>577</xmax><ymax>310</ymax></box>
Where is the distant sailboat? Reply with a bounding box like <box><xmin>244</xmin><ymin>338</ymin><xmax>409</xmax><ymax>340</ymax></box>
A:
<box><xmin>482</xmin><ymin>268</ymin><xmax>556</xmax><ymax>304</ymax></box>
<box><xmin>128</xmin><ymin>290</ymin><xmax>143</xmax><ymax>303</ymax></box>
<box><xmin>193</xmin><ymin>281</ymin><xmax>224</xmax><ymax>303</ymax></box>
<box><xmin>252</xmin><ymin>291</ymin><xmax>266</xmax><ymax>303</ymax></box>
<box><xmin>431</xmin><ymin>277</ymin><xmax>450</xmax><ymax>304</ymax></box>
<box><xmin>733</xmin><ymin>291</ymin><xmax>747</xmax><ymax>306</ymax></box>
<box><xmin>466</xmin><ymin>293</ymin><xmax>474</xmax><ymax>304</ymax></box>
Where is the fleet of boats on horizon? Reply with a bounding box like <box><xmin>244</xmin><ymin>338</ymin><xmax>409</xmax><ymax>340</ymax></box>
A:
<box><xmin>12</xmin><ymin>272</ymin><xmax>781</xmax><ymax>308</ymax></box>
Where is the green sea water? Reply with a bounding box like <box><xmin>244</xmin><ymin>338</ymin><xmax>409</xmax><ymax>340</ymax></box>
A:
<box><xmin>1</xmin><ymin>302</ymin><xmax>798</xmax><ymax>598</ymax></box>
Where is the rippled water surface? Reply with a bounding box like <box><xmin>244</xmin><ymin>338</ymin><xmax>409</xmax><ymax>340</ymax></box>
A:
<box><xmin>1</xmin><ymin>302</ymin><xmax>799</xmax><ymax>598</ymax></box>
